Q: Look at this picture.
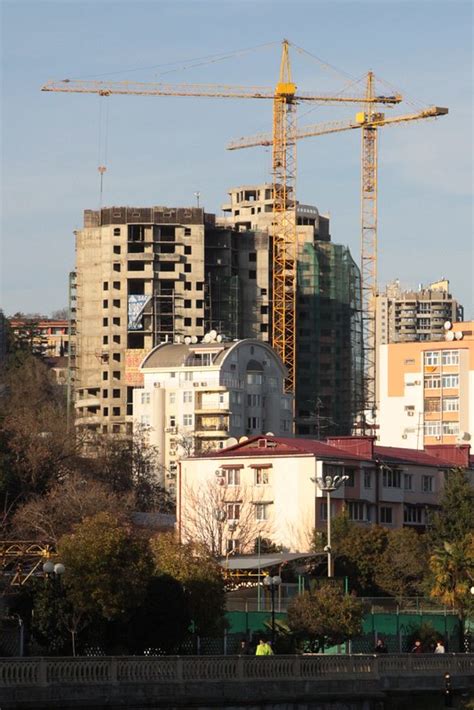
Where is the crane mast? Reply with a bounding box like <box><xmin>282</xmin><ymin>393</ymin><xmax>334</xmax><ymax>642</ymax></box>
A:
<box><xmin>272</xmin><ymin>40</ymin><xmax>297</xmax><ymax>393</ymax></box>
<box><xmin>360</xmin><ymin>71</ymin><xmax>378</xmax><ymax>420</ymax></box>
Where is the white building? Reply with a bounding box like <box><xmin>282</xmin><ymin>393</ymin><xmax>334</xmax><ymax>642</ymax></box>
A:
<box><xmin>133</xmin><ymin>338</ymin><xmax>293</xmax><ymax>494</ymax></box>
<box><xmin>178</xmin><ymin>435</ymin><xmax>470</xmax><ymax>554</ymax></box>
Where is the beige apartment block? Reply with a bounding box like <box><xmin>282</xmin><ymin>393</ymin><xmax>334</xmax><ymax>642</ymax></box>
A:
<box><xmin>133</xmin><ymin>339</ymin><xmax>293</xmax><ymax>495</ymax></box>
<box><xmin>378</xmin><ymin>321</ymin><xmax>474</xmax><ymax>449</ymax></box>
<box><xmin>178</xmin><ymin>435</ymin><xmax>469</xmax><ymax>554</ymax></box>
<box><xmin>74</xmin><ymin>206</ymin><xmax>208</xmax><ymax>434</ymax></box>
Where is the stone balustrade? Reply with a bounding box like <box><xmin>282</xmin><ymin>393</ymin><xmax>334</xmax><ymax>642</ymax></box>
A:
<box><xmin>0</xmin><ymin>653</ymin><xmax>472</xmax><ymax>687</ymax></box>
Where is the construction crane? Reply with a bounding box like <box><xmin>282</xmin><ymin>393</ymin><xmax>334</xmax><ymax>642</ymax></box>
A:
<box><xmin>227</xmin><ymin>76</ymin><xmax>448</xmax><ymax>418</ymax></box>
<box><xmin>42</xmin><ymin>41</ymin><xmax>402</xmax><ymax>394</ymax></box>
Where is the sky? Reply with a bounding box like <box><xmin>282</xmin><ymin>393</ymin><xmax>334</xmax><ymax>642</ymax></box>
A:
<box><xmin>1</xmin><ymin>0</ymin><xmax>472</xmax><ymax>317</ymax></box>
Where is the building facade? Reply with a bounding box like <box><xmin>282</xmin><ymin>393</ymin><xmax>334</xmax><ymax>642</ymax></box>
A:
<box><xmin>179</xmin><ymin>435</ymin><xmax>470</xmax><ymax>554</ymax></box>
<box><xmin>378</xmin><ymin>321</ymin><xmax>474</xmax><ymax>449</ymax></box>
<box><xmin>133</xmin><ymin>339</ymin><xmax>292</xmax><ymax>495</ymax></box>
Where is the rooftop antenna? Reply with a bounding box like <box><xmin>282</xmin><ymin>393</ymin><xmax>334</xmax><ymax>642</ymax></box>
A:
<box><xmin>194</xmin><ymin>191</ymin><xmax>200</xmax><ymax>208</ymax></box>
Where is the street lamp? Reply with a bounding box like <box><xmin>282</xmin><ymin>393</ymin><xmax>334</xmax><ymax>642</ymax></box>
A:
<box><xmin>43</xmin><ymin>561</ymin><xmax>65</xmax><ymax>577</ymax></box>
<box><xmin>263</xmin><ymin>574</ymin><xmax>281</xmax><ymax>647</ymax></box>
<box><xmin>313</xmin><ymin>471</ymin><xmax>348</xmax><ymax>578</ymax></box>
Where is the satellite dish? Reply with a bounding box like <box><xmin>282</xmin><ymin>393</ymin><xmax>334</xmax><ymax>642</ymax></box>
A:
<box><xmin>265</xmin><ymin>432</ymin><xmax>275</xmax><ymax>436</ymax></box>
<box><xmin>209</xmin><ymin>329</ymin><xmax>217</xmax><ymax>341</ymax></box>
<box><xmin>184</xmin><ymin>336</ymin><xmax>192</xmax><ymax>345</ymax></box>
<box><xmin>191</xmin><ymin>335</ymin><xmax>198</xmax><ymax>344</ymax></box>
<box><xmin>460</xmin><ymin>432</ymin><xmax>471</xmax><ymax>442</ymax></box>
<box><xmin>455</xmin><ymin>331</ymin><xmax>463</xmax><ymax>340</ymax></box>
<box><xmin>444</xmin><ymin>321</ymin><xmax>452</xmax><ymax>330</ymax></box>
<box><xmin>216</xmin><ymin>334</ymin><xmax>223</xmax><ymax>343</ymax></box>
<box><xmin>238</xmin><ymin>436</ymin><xmax>249</xmax><ymax>443</ymax></box>
<box><xmin>445</xmin><ymin>331</ymin><xmax>455</xmax><ymax>341</ymax></box>
<box><xmin>175</xmin><ymin>335</ymin><xmax>181</xmax><ymax>344</ymax></box>
<box><xmin>225</xmin><ymin>437</ymin><xmax>238</xmax><ymax>447</ymax></box>
<box><xmin>203</xmin><ymin>333</ymin><xmax>211</xmax><ymax>343</ymax></box>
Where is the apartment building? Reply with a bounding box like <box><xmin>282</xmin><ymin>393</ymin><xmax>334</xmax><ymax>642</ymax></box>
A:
<box><xmin>8</xmin><ymin>318</ymin><xmax>69</xmax><ymax>357</ymax></box>
<box><xmin>133</xmin><ymin>338</ymin><xmax>292</xmax><ymax>494</ymax></box>
<box><xmin>376</xmin><ymin>279</ymin><xmax>463</xmax><ymax>346</ymax></box>
<box><xmin>378</xmin><ymin>321</ymin><xmax>474</xmax><ymax>449</ymax></box>
<box><xmin>74</xmin><ymin>206</ymin><xmax>209</xmax><ymax>434</ymax></box>
<box><xmin>179</xmin><ymin>434</ymin><xmax>470</xmax><ymax>554</ymax></box>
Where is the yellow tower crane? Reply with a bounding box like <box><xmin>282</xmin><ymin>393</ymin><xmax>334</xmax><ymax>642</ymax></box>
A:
<box><xmin>42</xmin><ymin>41</ymin><xmax>402</xmax><ymax>394</ymax></box>
<box><xmin>228</xmin><ymin>81</ymin><xmax>447</xmax><ymax>417</ymax></box>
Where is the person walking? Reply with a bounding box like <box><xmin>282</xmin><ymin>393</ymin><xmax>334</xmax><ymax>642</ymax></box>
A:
<box><xmin>255</xmin><ymin>638</ymin><xmax>273</xmax><ymax>656</ymax></box>
<box><xmin>410</xmin><ymin>639</ymin><xmax>423</xmax><ymax>653</ymax></box>
<box><xmin>434</xmin><ymin>640</ymin><xmax>446</xmax><ymax>654</ymax></box>
<box><xmin>374</xmin><ymin>638</ymin><xmax>388</xmax><ymax>654</ymax></box>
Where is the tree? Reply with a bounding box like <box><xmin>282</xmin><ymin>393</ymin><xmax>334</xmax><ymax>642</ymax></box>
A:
<box><xmin>150</xmin><ymin>532</ymin><xmax>226</xmax><ymax>636</ymax></box>
<box><xmin>336</xmin><ymin>525</ymin><xmax>390</xmax><ymax>594</ymax></box>
<box><xmin>51</xmin><ymin>308</ymin><xmax>69</xmax><ymax>320</ymax></box>
<box><xmin>181</xmin><ymin>479</ymin><xmax>273</xmax><ymax>556</ymax></box>
<box><xmin>374</xmin><ymin>528</ymin><xmax>428</xmax><ymax>599</ymax></box>
<box><xmin>59</xmin><ymin>512</ymin><xmax>153</xmax><ymax>621</ymax></box>
<box><xmin>429</xmin><ymin>534</ymin><xmax>474</xmax><ymax>618</ymax></box>
<box><xmin>12</xmin><ymin>475</ymin><xmax>134</xmax><ymax>545</ymax></box>
<box><xmin>428</xmin><ymin>468</ymin><xmax>474</xmax><ymax>548</ymax></box>
<box><xmin>287</xmin><ymin>584</ymin><xmax>364</xmax><ymax>652</ymax></box>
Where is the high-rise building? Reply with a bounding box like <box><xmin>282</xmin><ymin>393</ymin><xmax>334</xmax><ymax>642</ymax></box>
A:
<box><xmin>378</xmin><ymin>320</ymin><xmax>474</xmax><ymax>449</ymax></box>
<box><xmin>73</xmin><ymin>190</ymin><xmax>362</xmax><ymax>437</ymax></box>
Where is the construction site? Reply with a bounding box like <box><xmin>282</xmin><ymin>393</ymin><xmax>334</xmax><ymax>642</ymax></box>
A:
<box><xmin>41</xmin><ymin>39</ymin><xmax>448</xmax><ymax>438</ymax></box>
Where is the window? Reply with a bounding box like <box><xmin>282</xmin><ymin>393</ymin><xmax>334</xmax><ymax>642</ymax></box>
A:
<box><xmin>225</xmin><ymin>468</ymin><xmax>241</xmax><ymax>486</ymax></box>
<box><xmin>184</xmin><ymin>264</ymin><xmax>191</xmax><ymax>273</ymax></box>
<box><xmin>184</xmin><ymin>227</ymin><xmax>192</xmax><ymax>236</ymax></box>
<box><xmin>247</xmin><ymin>417</ymin><xmax>260</xmax><ymax>430</ymax></box>
<box><xmin>404</xmin><ymin>506</ymin><xmax>424</xmax><ymax>524</ymax></box>
<box><xmin>443</xmin><ymin>421</ymin><xmax>459</xmax><ymax>436</ymax></box>
<box><xmin>249</xmin><ymin>270</ymin><xmax>256</xmax><ymax>279</ymax></box>
<box><xmin>103</xmin><ymin>299</ymin><xmax>108</xmax><ymax>308</ymax></box>
<box><xmin>231</xmin><ymin>414</ymin><xmax>242</xmax><ymax>427</ymax></box>
<box><xmin>443</xmin><ymin>397</ymin><xmax>459</xmax><ymax>412</ymax></box>
<box><xmin>169</xmin><ymin>415</ymin><xmax>176</xmax><ymax>427</ymax></box>
<box><xmin>184</xmin><ymin>282</ymin><xmax>192</xmax><ymax>291</ymax></box>
<box><xmin>424</xmin><ymin>421</ymin><xmax>441</xmax><ymax>436</ymax></box>
<box><xmin>320</xmin><ymin>500</ymin><xmax>336</xmax><ymax>521</ymax></box>
<box><xmin>231</xmin><ymin>391</ymin><xmax>242</xmax><ymax>405</ymax></box>
<box><xmin>404</xmin><ymin>473</ymin><xmax>413</xmax><ymax>491</ymax></box>
<box><xmin>226</xmin><ymin>538</ymin><xmax>240</xmax><ymax>554</ymax></box>
<box><xmin>424</xmin><ymin>351</ymin><xmax>440</xmax><ymax>366</ymax></box>
<box><xmin>140</xmin><ymin>415</ymin><xmax>150</xmax><ymax>426</ymax></box>
<box><xmin>184</xmin><ymin>246</ymin><xmax>192</xmax><ymax>255</ymax></box>
<box><xmin>424</xmin><ymin>375</ymin><xmax>441</xmax><ymax>389</ymax></box>
<box><xmin>344</xmin><ymin>468</ymin><xmax>356</xmax><ymax>487</ymax></box>
<box><xmin>246</xmin><ymin>373</ymin><xmax>262</xmax><ymax>385</ymax></box>
<box><xmin>184</xmin><ymin>318</ymin><xmax>192</xmax><ymax>326</ymax></box>
<box><xmin>442</xmin><ymin>374</ymin><xmax>459</xmax><ymax>388</ymax></box>
<box><xmin>113</xmin><ymin>317</ymin><xmax>120</xmax><ymax>326</ymax></box>
<box><xmin>113</xmin><ymin>281</ymin><xmax>120</xmax><ymax>289</ymax></box>
<box><xmin>255</xmin><ymin>503</ymin><xmax>269</xmax><ymax>521</ymax></box>
<box><xmin>113</xmin><ymin>389</ymin><xmax>120</xmax><ymax>398</ymax></box>
<box><xmin>102</xmin><ymin>372</ymin><xmax>108</xmax><ymax>381</ymax></box>
<box><xmin>103</xmin><ymin>318</ymin><xmax>108</xmax><ymax>327</ymax></box>
<box><xmin>102</xmin><ymin>389</ymin><xmax>108</xmax><ymax>398</ymax></box>
<box><xmin>113</xmin><ymin>263</ymin><xmax>121</xmax><ymax>272</ymax></box>
<box><xmin>380</xmin><ymin>507</ymin><xmax>393</xmax><ymax>524</ymax></box>
<box><xmin>226</xmin><ymin>503</ymin><xmax>240</xmax><ymax>521</ymax></box>
<box><xmin>113</xmin><ymin>246</ymin><xmax>121</xmax><ymax>255</ymax></box>
<box><xmin>141</xmin><ymin>392</ymin><xmax>151</xmax><ymax>404</ymax></box>
<box><xmin>183</xmin><ymin>391</ymin><xmax>192</xmax><ymax>403</ymax></box>
<box><xmin>347</xmin><ymin>502</ymin><xmax>369</xmax><ymax>522</ymax></box>
<box><xmin>382</xmin><ymin>469</ymin><xmax>401</xmax><ymax>488</ymax></box>
<box><xmin>103</xmin><ymin>335</ymin><xmax>108</xmax><ymax>345</ymax></box>
<box><xmin>103</xmin><ymin>282</ymin><xmax>109</xmax><ymax>290</ymax></box>
<box><xmin>113</xmin><ymin>353</ymin><xmax>121</xmax><ymax>362</ymax></box>
<box><xmin>422</xmin><ymin>475</ymin><xmax>434</xmax><ymax>493</ymax></box>
<box><xmin>247</xmin><ymin>394</ymin><xmax>261</xmax><ymax>407</ymax></box>
<box><xmin>249</xmin><ymin>252</ymin><xmax>257</xmax><ymax>262</ymax></box>
<box><xmin>113</xmin><ymin>299</ymin><xmax>120</xmax><ymax>308</ymax></box>
<box><xmin>424</xmin><ymin>398</ymin><xmax>441</xmax><ymax>412</ymax></box>
<box><xmin>169</xmin><ymin>392</ymin><xmax>176</xmax><ymax>404</ymax></box>
<box><xmin>442</xmin><ymin>350</ymin><xmax>459</xmax><ymax>365</ymax></box>
<box><xmin>184</xmin><ymin>300</ymin><xmax>192</xmax><ymax>309</ymax></box>
<box><xmin>113</xmin><ymin>335</ymin><xmax>120</xmax><ymax>344</ymax></box>
<box><xmin>183</xmin><ymin>414</ymin><xmax>193</xmax><ymax>426</ymax></box>
<box><xmin>254</xmin><ymin>468</ymin><xmax>270</xmax><ymax>485</ymax></box>
<box><xmin>184</xmin><ymin>372</ymin><xmax>193</xmax><ymax>381</ymax></box>
<box><xmin>364</xmin><ymin>470</ymin><xmax>372</xmax><ymax>489</ymax></box>
<box><xmin>112</xmin><ymin>407</ymin><xmax>120</xmax><ymax>416</ymax></box>
<box><xmin>103</xmin><ymin>407</ymin><xmax>108</xmax><ymax>416</ymax></box>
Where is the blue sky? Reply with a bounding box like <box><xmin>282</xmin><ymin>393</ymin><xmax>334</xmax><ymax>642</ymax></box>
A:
<box><xmin>1</xmin><ymin>0</ymin><xmax>472</xmax><ymax>316</ymax></box>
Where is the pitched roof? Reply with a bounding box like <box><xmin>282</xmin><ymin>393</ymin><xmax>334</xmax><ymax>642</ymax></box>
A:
<box><xmin>198</xmin><ymin>436</ymin><xmax>452</xmax><ymax>468</ymax></box>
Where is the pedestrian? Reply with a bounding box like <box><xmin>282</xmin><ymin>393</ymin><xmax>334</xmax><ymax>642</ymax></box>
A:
<box><xmin>255</xmin><ymin>638</ymin><xmax>273</xmax><ymax>656</ymax></box>
<box><xmin>434</xmin><ymin>640</ymin><xmax>445</xmax><ymax>654</ymax></box>
<box><xmin>374</xmin><ymin>638</ymin><xmax>388</xmax><ymax>654</ymax></box>
<box><xmin>239</xmin><ymin>639</ymin><xmax>252</xmax><ymax>656</ymax></box>
<box><xmin>410</xmin><ymin>639</ymin><xmax>423</xmax><ymax>653</ymax></box>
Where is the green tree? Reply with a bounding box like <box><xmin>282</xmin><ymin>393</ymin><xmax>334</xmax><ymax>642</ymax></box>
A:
<box><xmin>287</xmin><ymin>584</ymin><xmax>364</xmax><ymax>652</ymax></box>
<box><xmin>150</xmin><ymin>532</ymin><xmax>226</xmax><ymax>636</ymax></box>
<box><xmin>428</xmin><ymin>468</ymin><xmax>474</xmax><ymax>548</ymax></box>
<box><xmin>429</xmin><ymin>534</ymin><xmax>474</xmax><ymax>617</ymax></box>
<box><xmin>59</xmin><ymin>512</ymin><xmax>153</xmax><ymax>621</ymax></box>
<box><xmin>374</xmin><ymin>527</ymin><xmax>428</xmax><ymax>599</ymax></box>
<box><xmin>337</xmin><ymin>525</ymin><xmax>390</xmax><ymax>594</ymax></box>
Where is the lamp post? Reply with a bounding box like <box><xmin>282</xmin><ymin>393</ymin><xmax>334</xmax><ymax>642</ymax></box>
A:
<box><xmin>263</xmin><ymin>574</ymin><xmax>281</xmax><ymax>647</ymax></box>
<box><xmin>313</xmin><ymin>472</ymin><xmax>348</xmax><ymax>578</ymax></box>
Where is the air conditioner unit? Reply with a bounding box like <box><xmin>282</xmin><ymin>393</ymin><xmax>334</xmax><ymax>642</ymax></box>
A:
<box><xmin>435</xmin><ymin>435</ymin><xmax>441</xmax><ymax>440</ymax></box>
<box><xmin>165</xmin><ymin>427</ymin><xmax>177</xmax><ymax>434</ymax></box>
<box><xmin>402</xmin><ymin>434</ymin><xmax>408</xmax><ymax>439</ymax></box>
<box><xmin>154</xmin><ymin>383</ymin><xmax>161</xmax><ymax>388</ymax></box>
<box><xmin>408</xmin><ymin>411</ymin><xmax>414</xmax><ymax>417</ymax></box>
<box><xmin>193</xmin><ymin>383</ymin><xmax>200</xmax><ymax>387</ymax></box>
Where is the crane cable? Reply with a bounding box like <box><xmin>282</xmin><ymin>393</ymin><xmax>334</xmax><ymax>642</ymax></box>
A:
<box><xmin>97</xmin><ymin>97</ymin><xmax>109</xmax><ymax>208</ymax></box>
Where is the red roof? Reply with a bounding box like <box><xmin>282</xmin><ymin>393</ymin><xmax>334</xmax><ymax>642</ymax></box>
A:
<box><xmin>198</xmin><ymin>436</ymin><xmax>452</xmax><ymax>468</ymax></box>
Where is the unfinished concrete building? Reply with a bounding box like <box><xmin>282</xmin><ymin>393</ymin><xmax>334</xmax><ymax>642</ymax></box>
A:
<box><xmin>73</xmin><ymin>189</ymin><xmax>362</xmax><ymax>438</ymax></box>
